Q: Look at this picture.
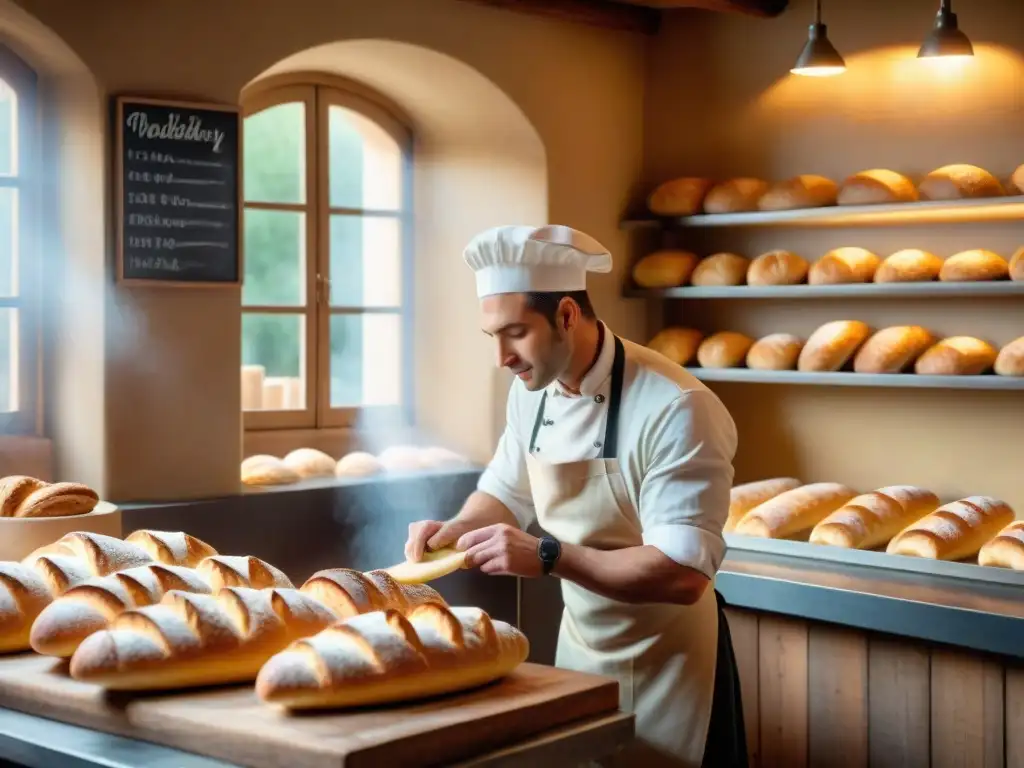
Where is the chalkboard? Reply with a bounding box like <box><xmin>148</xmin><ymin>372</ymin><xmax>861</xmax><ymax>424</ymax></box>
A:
<box><xmin>114</xmin><ymin>96</ymin><xmax>242</xmax><ymax>285</ymax></box>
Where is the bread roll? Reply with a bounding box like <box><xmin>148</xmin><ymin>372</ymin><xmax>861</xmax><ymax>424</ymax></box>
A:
<box><xmin>809</xmin><ymin>486</ymin><xmax>940</xmax><ymax>549</ymax></box>
<box><xmin>808</xmin><ymin>247</ymin><xmax>881</xmax><ymax>285</ymax></box>
<box><xmin>632</xmin><ymin>250</ymin><xmax>699</xmax><ymax>288</ymax></box>
<box><xmin>241</xmin><ymin>455</ymin><xmax>300</xmax><ymax>486</ymax></box>
<box><xmin>758</xmin><ymin>175</ymin><xmax>838</xmax><ymax>211</ymax></box>
<box><xmin>648</xmin><ymin>327</ymin><xmax>703</xmax><ymax>365</ymax></box>
<box><xmin>853</xmin><ymin>326</ymin><xmax>935</xmax><ymax>374</ymax></box>
<box><xmin>978</xmin><ymin>521</ymin><xmax>1024</xmax><ymax>570</ymax></box>
<box><xmin>690</xmin><ymin>253</ymin><xmax>749</xmax><ymax>287</ymax></box>
<box><xmin>726</xmin><ymin>478</ymin><xmax>803</xmax><ymax>533</ymax></box>
<box><xmin>378</xmin><ymin>446</ymin><xmax>427</xmax><ymax>473</ymax></box>
<box><xmin>124</xmin><ymin>530</ymin><xmax>218</xmax><ymax>568</ymax></box>
<box><xmin>939</xmin><ymin>249</ymin><xmax>1009</xmax><ymax>282</ymax></box>
<box><xmin>746</xmin><ymin>334</ymin><xmax>804</xmax><ymax>371</ymax></box>
<box><xmin>696</xmin><ymin>332</ymin><xmax>754</xmax><ymax>368</ymax></box>
<box><xmin>874</xmin><ymin>249</ymin><xmax>943</xmax><ymax>283</ymax></box>
<box><xmin>797</xmin><ymin>320</ymin><xmax>872</xmax><ymax>372</ymax></box>
<box><xmin>702</xmin><ymin>178</ymin><xmax>770</xmax><ymax>214</ymax></box>
<box><xmin>994</xmin><ymin>336</ymin><xmax>1024</xmax><ymax>376</ymax></box>
<box><xmin>734</xmin><ymin>482</ymin><xmax>858</xmax><ymax>539</ymax></box>
<box><xmin>918</xmin><ymin>164</ymin><xmax>1005</xmax><ymax>200</ymax></box>
<box><xmin>1008</xmin><ymin>246</ymin><xmax>1024</xmax><ymax>281</ymax></box>
<box><xmin>747</xmin><ymin>250</ymin><xmax>809</xmax><ymax>286</ymax></box>
<box><xmin>886</xmin><ymin>496</ymin><xmax>1016</xmax><ymax>561</ymax></box>
<box><xmin>256</xmin><ymin>603</ymin><xmax>530</xmax><ymax>710</ymax></box>
<box><xmin>336</xmin><ymin>451</ymin><xmax>384</xmax><ymax>477</ymax></box>
<box><xmin>0</xmin><ymin>477</ymin><xmax>99</xmax><ymax>519</ymax></box>
<box><xmin>283</xmin><ymin>448</ymin><xmax>336</xmax><ymax>479</ymax></box>
<box><xmin>0</xmin><ymin>476</ymin><xmax>46</xmax><ymax>517</ymax></box>
<box><xmin>1012</xmin><ymin>163</ymin><xmax>1024</xmax><ymax>194</ymax></box>
<box><xmin>914</xmin><ymin>336</ymin><xmax>998</xmax><ymax>375</ymax></box>
<box><xmin>647</xmin><ymin>177</ymin><xmax>714</xmax><ymax>216</ymax></box>
<box><xmin>838</xmin><ymin>169</ymin><xmax>919</xmax><ymax>205</ymax></box>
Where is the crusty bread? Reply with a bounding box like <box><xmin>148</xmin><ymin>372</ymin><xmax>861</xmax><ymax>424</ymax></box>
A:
<box><xmin>809</xmin><ymin>486</ymin><xmax>940</xmax><ymax>549</ymax></box>
<box><xmin>690</xmin><ymin>253</ymin><xmax>749</xmax><ymax>287</ymax></box>
<box><xmin>747</xmin><ymin>250</ymin><xmax>809</xmax><ymax>286</ymax></box>
<box><xmin>995</xmin><ymin>336</ymin><xmax>1024</xmax><ymax>377</ymax></box>
<box><xmin>746</xmin><ymin>334</ymin><xmax>804</xmax><ymax>371</ymax></box>
<box><xmin>0</xmin><ymin>476</ymin><xmax>46</xmax><ymax>517</ymax></box>
<box><xmin>696</xmin><ymin>332</ymin><xmax>754</xmax><ymax>368</ymax></box>
<box><xmin>336</xmin><ymin>451</ymin><xmax>384</xmax><ymax>478</ymax></box>
<box><xmin>978</xmin><ymin>521</ymin><xmax>1024</xmax><ymax>570</ymax></box>
<box><xmin>758</xmin><ymin>175</ymin><xmax>838</xmax><ymax>211</ymax></box>
<box><xmin>0</xmin><ymin>476</ymin><xmax>99</xmax><ymax>518</ymax></box>
<box><xmin>647</xmin><ymin>177</ymin><xmax>713</xmax><ymax>216</ymax></box>
<box><xmin>0</xmin><ymin>563</ymin><xmax>55</xmax><ymax>653</ymax></box>
<box><xmin>1010</xmin><ymin>247</ymin><xmax>1024</xmax><ymax>281</ymax></box>
<box><xmin>853</xmin><ymin>326</ymin><xmax>935</xmax><ymax>374</ymax></box>
<box><xmin>914</xmin><ymin>336</ymin><xmax>998</xmax><ymax>375</ymax></box>
<box><xmin>647</xmin><ymin>327</ymin><xmax>703</xmax><ymax>365</ymax></box>
<box><xmin>299</xmin><ymin>568</ymin><xmax>443</xmax><ymax>620</ymax></box>
<box><xmin>886</xmin><ymin>496</ymin><xmax>1016</xmax><ymax>561</ymax></box>
<box><xmin>1012</xmin><ymin>164</ymin><xmax>1024</xmax><ymax>194</ymax></box>
<box><xmin>797</xmin><ymin>320</ymin><xmax>872</xmax><ymax>372</ymax></box>
<box><xmin>809</xmin><ymin>247</ymin><xmax>881</xmax><ymax>285</ymax></box>
<box><xmin>939</xmin><ymin>249</ymin><xmax>1009</xmax><ymax>282</ymax></box>
<box><xmin>874</xmin><ymin>249</ymin><xmax>943</xmax><ymax>283</ymax></box>
<box><xmin>124</xmin><ymin>530</ymin><xmax>218</xmax><ymax>568</ymax></box>
<box><xmin>918</xmin><ymin>164</ymin><xmax>1005</xmax><ymax>200</ymax></box>
<box><xmin>256</xmin><ymin>603</ymin><xmax>530</xmax><ymax>710</ymax></box>
<box><xmin>241</xmin><ymin>455</ymin><xmax>300</xmax><ymax>486</ymax></box>
<box><xmin>838</xmin><ymin>169</ymin><xmax>919</xmax><ymax>205</ymax></box>
<box><xmin>735</xmin><ymin>482</ymin><xmax>858</xmax><ymax>539</ymax></box>
<box><xmin>632</xmin><ymin>250</ymin><xmax>699</xmax><ymax>288</ymax></box>
<box><xmin>702</xmin><ymin>178</ymin><xmax>770</xmax><ymax>214</ymax></box>
<box><xmin>726</xmin><ymin>478</ymin><xmax>802</xmax><ymax>534</ymax></box>
<box><xmin>283</xmin><ymin>448</ymin><xmax>337</xmax><ymax>479</ymax></box>
<box><xmin>385</xmin><ymin>548</ymin><xmax>468</xmax><ymax>584</ymax></box>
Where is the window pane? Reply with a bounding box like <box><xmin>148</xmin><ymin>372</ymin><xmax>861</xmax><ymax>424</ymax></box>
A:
<box><xmin>0</xmin><ymin>78</ymin><xmax>14</xmax><ymax>176</ymax></box>
<box><xmin>242</xmin><ymin>209</ymin><xmax>305</xmax><ymax>307</ymax></box>
<box><xmin>329</xmin><ymin>215</ymin><xmax>401</xmax><ymax>307</ymax></box>
<box><xmin>0</xmin><ymin>308</ymin><xmax>17</xmax><ymax>413</ymax></box>
<box><xmin>328</xmin><ymin>105</ymin><xmax>402</xmax><ymax>211</ymax></box>
<box><xmin>241</xmin><ymin>313</ymin><xmax>305</xmax><ymax>411</ymax></box>
<box><xmin>243</xmin><ymin>102</ymin><xmax>305</xmax><ymax>204</ymax></box>
<box><xmin>0</xmin><ymin>187</ymin><xmax>15</xmax><ymax>297</ymax></box>
<box><xmin>330</xmin><ymin>313</ymin><xmax>401</xmax><ymax>407</ymax></box>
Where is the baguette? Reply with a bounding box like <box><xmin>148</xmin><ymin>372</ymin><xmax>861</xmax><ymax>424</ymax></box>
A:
<box><xmin>978</xmin><ymin>521</ymin><xmax>1024</xmax><ymax>570</ymax></box>
<box><xmin>734</xmin><ymin>482</ymin><xmax>858</xmax><ymax>539</ymax></box>
<box><xmin>886</xmin><ymin>496</ymin><xmax>1016</xmax><ymax>561</ymax></box>
<box><xmin>809</xmin><ymin>486</ymin><xmax>940</xmax><ymax>549</ymax></box>
<box><xmin>124</xmin><ymin>530</ymin><xmax>218</xmax><ymax>568</ymax></box>
<box><xmin>725</xmin><ymin>478</ymin><xmax>802</xmax><ymax>533</ymax></box>
<box><xmin>256</xmin><ymin>602</ymin><xmax>530</xmax><ymax>710</ymax></box>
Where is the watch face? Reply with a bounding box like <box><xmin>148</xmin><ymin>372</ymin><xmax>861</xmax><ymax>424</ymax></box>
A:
<box><xmin>539</xmin><ymin>538</ymin><xmax>559</xmax><ymax>561</ymax></box>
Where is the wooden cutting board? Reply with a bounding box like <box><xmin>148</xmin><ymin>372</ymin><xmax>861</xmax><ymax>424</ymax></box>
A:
<box><xmin>0</xmin><ymin>654</ymin><xmax>622</xmax><ymax>768</ymax></box>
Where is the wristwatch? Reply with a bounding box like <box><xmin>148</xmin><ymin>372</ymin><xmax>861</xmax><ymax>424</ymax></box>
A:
<box><xmin>537</xmin><ymin>535</ymin><xmax>562</xmax><ymax>575</ymax></box>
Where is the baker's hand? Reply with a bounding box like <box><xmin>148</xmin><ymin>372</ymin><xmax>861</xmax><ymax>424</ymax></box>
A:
<box><xmin>405</xmin><ymin>518</ymin><xmax>476</xmax><ymax>562</ymax></box>
<box><xmin>457</xmin><ymin>524</ymin><xmax>542</xmax><ymax>577</ymax></box>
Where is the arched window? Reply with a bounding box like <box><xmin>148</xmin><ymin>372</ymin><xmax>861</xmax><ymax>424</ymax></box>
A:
<box><xmin>0</xmin><ymin>46</ymin><xmax>38</xmax><ymax>435</ymax></box>
<box><xmin>240</xmin><ymin>82</ymin><xmax>411</xmax><ymax>431</ymax></box>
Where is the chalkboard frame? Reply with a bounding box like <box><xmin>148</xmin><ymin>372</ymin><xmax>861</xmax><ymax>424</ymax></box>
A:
<box><xmin>113</xmin><ymin>95</ymin><xmax>244</xmax><ymax>287</ymax></box>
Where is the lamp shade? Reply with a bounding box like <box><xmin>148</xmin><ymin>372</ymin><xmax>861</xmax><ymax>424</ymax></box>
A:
<box><xmin>791</xmin><ymin>23</ymin><xmax>847</xmax><ymax>76</ymax></box>
<box><xmin>917</xmin><ymin>9</ymin><xmax>974</xmax><ymax>58</ymax></box>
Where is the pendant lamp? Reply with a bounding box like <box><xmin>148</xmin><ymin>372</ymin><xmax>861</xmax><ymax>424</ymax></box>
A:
<box><xmin>917</xmin><ymin>0</ymin><xmax>974</xmax><ymax>58</ymax></box>
<box><xmin>790</xmin><ymin>0</ymin><xmax>846</xmax><ymax>77</ymax></box>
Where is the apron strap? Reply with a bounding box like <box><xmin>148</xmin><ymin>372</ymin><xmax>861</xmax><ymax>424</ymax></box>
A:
<box><xmin>700</xmin><ymin>589</ymin><xmax>750</xmax><ymax>768</ymax></box>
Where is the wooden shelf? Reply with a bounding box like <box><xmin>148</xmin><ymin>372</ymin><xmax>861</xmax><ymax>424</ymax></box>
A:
<box><xmin>626</xmin><ymin>281</ymin><xmax>1024</xmax><ymax>300</ymax></box>
<box><xmin>685</xmin><ymin>368</ymin><xmax>1024</xmax><ymax>390</ymax></box>
<box><xmin>622</xmin><ymin>194</ymin><xmax>1024</xmax><ymax>229</ymax></box>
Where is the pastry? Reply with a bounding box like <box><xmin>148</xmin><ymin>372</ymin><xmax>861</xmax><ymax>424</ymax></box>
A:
<box><xmin>914</xmin><ymin>337</ymin><xmax>998</xmax><ymax>375</ymax></box>
<box><xmin>632</xmin><ymin>250</ymin><xmax>699</xmax><ymax>288</ymax></box>
<box><xmin>696</xmin><ymin>332</ymin><xmax>754</xmax><ymax>368</ymax></box>
<box><xmin>874</xmin><ymin>249</ymin><xmax>943</xmax><ymax>283</ymax></box>
<box><xmin>809</xmin><ymin>486</ymin><xmax>940</xmax><ymax>549</ymax></box>
<box><xmin>808</xmin><ymin>247</ymin><xmax>881</xmax><ymax>285</ymax></box>
<box><xmin>837</xmin><ymin>169</ymin><xmax>918</xmax><ymax>205</ymax></box>
<box><xmin>797</xmin><ymin>320</ymin><xmax>872</xmax><ymax>372</ymax></box>
<box><xmin>886</xmin><ymin>496</ymin><xmax>1016</xmax><ymax>561</ymax></box>
<box><xmin>852</xmin><ymin>326</ymin><xmax>935</xmax><ymax>374</ymax></box>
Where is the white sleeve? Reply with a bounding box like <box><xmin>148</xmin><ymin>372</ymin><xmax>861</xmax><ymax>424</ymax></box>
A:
<box><xmin>638</xmin><ymin>389</ymin><xmax>737</xmax><ymax>579</ymax></box>
<box><xmin>476</xmin><ymin>389</ymin><xmax>536</xmax><ymax>530</ymax></box>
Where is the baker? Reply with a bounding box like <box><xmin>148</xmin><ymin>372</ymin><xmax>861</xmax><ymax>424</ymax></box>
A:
<box><xmin>405</xmin><ymin>224</ymin><xmax>747</xmax><ymax>767</ymax></box>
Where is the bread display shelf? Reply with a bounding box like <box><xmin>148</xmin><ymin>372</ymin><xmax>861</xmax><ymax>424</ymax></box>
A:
<box><xmin>622</xmin><ymin>194</ymin><xmax>1024</xmax><ymax>229</ymax></box>
<box><xmin>626</xmin><ymin>281</ymin><xmax>1024</xmax><ymax>300</ymax></box>
<box><xmin>685</xmin><ymin>367</ymin><xmax>1024</xmax><ymax>390</ymax></box>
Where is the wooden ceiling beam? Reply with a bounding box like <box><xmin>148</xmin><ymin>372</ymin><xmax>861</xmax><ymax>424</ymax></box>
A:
<box><xmin>454</xmin><ymin>0</ymin><xmax>662</xmax><ymax>35</ymax></box>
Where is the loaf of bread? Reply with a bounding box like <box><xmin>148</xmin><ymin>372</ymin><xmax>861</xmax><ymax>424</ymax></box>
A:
<box><xmin>886</xmin><ymin>496</ymin><xmax>1016</xmax><ymax>561</ymax></box>
<box><xmin>1010</xmin><ymin>246</ymin><xmax>1024</xmax><ymax>281</ymax></box>
<box><xmin>734</xmin><ymin>482</ymin><xmax>858</xmax><ymax>539</ymax></box>
<box><xmin>939</xmin><ymin>249</ymin><xmax>1009</xmax><ymax>282</ymax></box>
<box><xmin>838</xmin><ymin>169</ymin><xmax>918</xmax><ymax>205</ymax></box>
<box><xmin>647</xmin><ymin>178</ymin><xmax>714</xmax><ymax>216</ymax></box>
<box><xmin>0</xmin><ymin>476</ymin><xmax>99</xmax><ymax>518</ymax></box>
<box><xmin>797</xmin><ymin>320</ymin><xmax>871</xmax><ymax>372</ymax></box>
<box><xmin>746</xmin><ymin>334</ymin><xmax>804</xmax><ymax>370</ymax></box>
<box><xmin>418</xmin><ymin>447</ymin><xmax>470</xmax><ymax>469</ymax></box>
<box><xmin>995</xmin><ymin>336</ymin><xmax>1024</xmax><ymax>376</ymax></box>
<box><xmin>241</xmin><ymin>455</ymin><xmax>300</xmax><ymax>486</ymax></box>
<box><xmin>1012</xmin><ymin>163</ymin><xmax>1024</xmax><ymax>194</ymax></box>
<box><xmin>632</xmin><ymin>250</ymin><xmax>699</xmax><ymax>288</ymax></box>
<box><xmin>914</xmin><ymin>336</ymin><xmax>998</xmax><ymax>375</ymax></box>
<box><xmin>853</xmin><ymin>326</ymin><xmax>935</xmax><ymax>374</ymax></box>
<box><xmin>648</xmin><ymin>327</ymin><xmax>703</xmax><ymax>365</ymax></box>
<box><xmin>747</xmin><ymin>250</ymin><xmax>809</xmax><ymax>286</ymax></box>
<box><xmin>809</xmin><ymin>486</ymin><xmax>940</xmax><ymax>549</ymax></box>
<box><xmin>758</xmin><ymin>175</ymin><xmax>838</xmax><ymax>211</ymax></box>
<box><xmin>124</xmin><ymin>530</ymin><xmax>218</xmax><ymax>568</ymax></box>
<box><xmin>978</xmin><ymin>521</ymin><xmax>1024</xmax><ymax>570</ymax></box>
<box><xmin>696</xmin><ymin>332</ymin><xmax>754</xmax><ymax>368</ymax></box>
<box><xmin>283</xmin><ymin>448</ymin><xmax>336</xmax><ymax>479</ymax></box>
<box><xmin>874</xmin><ymin>249</ymin><xmax>943</xmax><ymax>283</ymax></box>
<box><xmin>809</xmin><ymin>247</ymin><xmax>881</xmax><ymax>285</ymax></box>
<box><xmin>690</xmin><ymin>253</ymin><xmax>749</xmax><ymax>287</ymax></box>
<box><xmin>918</xmin><ymin>164</ymin><xmax>1005</xmax><ymax>200</ymax></box>
<box><xmin>702</xmin><ymin>178</ymin><xmax>770</xmax><ymax>214</ymax></box>
<box><xmin>725</xmin><ymin>478</ymin><xmax>803</xmax><ymax>533</ymax></box>
<box><xmin>378</xmin><ymin>446</ymin><xmax>427</xmax><ymax>473</ymax></box>
<box><xmin>256</xmin><ymin>602</ymin><xmax>530</xmax><ymax>710</ymax></box>
<box><xmin>336</xmin><ymin>451</ymin><xmax>384</xmax><ymax>477</ymax></box>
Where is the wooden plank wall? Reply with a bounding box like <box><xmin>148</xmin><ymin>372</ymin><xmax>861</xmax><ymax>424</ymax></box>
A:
<box><xmin>724</xmin><ymin>608</ymin><xmax>1024</xmax><ymax>768</ymax></box>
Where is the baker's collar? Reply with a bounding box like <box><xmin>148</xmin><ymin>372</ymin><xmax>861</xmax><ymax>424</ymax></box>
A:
<box><xmin>548</xmin><ymin>321</ymin><xmax>614</xmax><ymax>398</ymax></box>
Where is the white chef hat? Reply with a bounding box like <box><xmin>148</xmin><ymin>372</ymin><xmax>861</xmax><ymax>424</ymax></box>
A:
<box><xmin>463</xmin><ymin>224</ymin><xmax>612</xmax><ymax>298</ymax></box>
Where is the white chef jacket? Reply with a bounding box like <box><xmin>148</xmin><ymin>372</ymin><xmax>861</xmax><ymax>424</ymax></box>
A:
<box><xmin>477</xmin><ymin>322</ymin><xmax>738</xmax><ymax>579</ymax></box>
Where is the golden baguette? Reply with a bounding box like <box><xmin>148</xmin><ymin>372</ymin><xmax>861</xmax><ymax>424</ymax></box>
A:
<box><xmin>978</xmin><ymin>521</ymin><xmax>1024</xmax><ymax>570</ymax></box>
<box><xmin>725</xmin><ymin>478</ymin><xmax>802</xmax><ymax>533</ymax></box>
<box><xmin>808</xmin><ymin>486</ymin><xmax>939</xmax><ymax>549</ymax></box>
<box><xmin>734</xmin><ymin>482</ymin><xmax>858</xmax><ymax>539</ymax></box>
<box><xmin>886</xmin><ymin>496</ymin><xmax>1016</xmax><ymax>561</ymax></box>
